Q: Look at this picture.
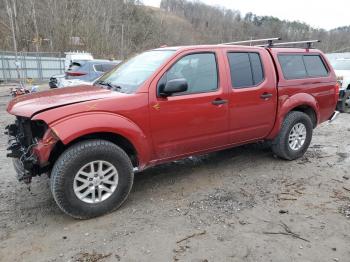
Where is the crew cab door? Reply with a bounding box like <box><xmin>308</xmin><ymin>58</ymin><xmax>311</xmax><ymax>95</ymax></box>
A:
<box><xmin>149</xmin><ymin>50</ymin><xmax>229</xmax><ymax>160</ymax></box>
<box><xmin>224</xmin><ymin>48</ymin><xmax>278</xmax><ymax>143</ymax></box>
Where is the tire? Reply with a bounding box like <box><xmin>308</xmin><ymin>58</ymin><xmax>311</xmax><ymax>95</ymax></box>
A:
<box><xmin>49</xmin><ymin>80</ymin><xmax>58</xmax><ymax>89</ymax></box>
<box><xmin>271</xmin><ymin>111</ymin><xmax>313</xmax><ymax>160</ymax></box>
<box><xmin>49</xmin><ymin>83</ymin><xmax>57</xmax><ymax>89</ymax></box>
<box><xmin>50</xmin><ymin>139</ymin><xmax>134</xmax><ymax>219</ymax></box>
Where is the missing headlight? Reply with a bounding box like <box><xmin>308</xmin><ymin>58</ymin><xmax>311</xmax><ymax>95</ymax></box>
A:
<box><xmin>31</xmin><ymin>120</ymin><xmax>48</xmax><ymax>141</ymax></box>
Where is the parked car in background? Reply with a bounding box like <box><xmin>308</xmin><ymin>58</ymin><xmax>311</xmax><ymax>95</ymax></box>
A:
<box><xmin>49</xmin><ymin>60</ymin><xmax>120</xmax><ymax>88</ymax></box>
<box><xmin>64</xmin><ymin>52</ymin><xmax>93</xmax><ymax>71</ymax></box>
<box><xmin>49</xmin><ymin>52</ymin><xmax>93</xmax><ymax>89</ymax></box>
<box><xmin>6</xmin><ymin>39</ymin><xmax>339</xmax><ymax>218</ymax></box>
<box><xmin>329</xmin><ymin>58</ymin><xmax>350</xmax><ymax>112</ymax></box>
<box><xmin>49</xmin><ymin>60</ymin><xmax>89</xmax><ymax>88</ymax></box>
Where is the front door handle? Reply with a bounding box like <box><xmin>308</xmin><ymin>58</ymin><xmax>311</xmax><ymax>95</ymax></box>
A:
<box><xmin>212</xmin><ymin>99</ymin><xmax>228</xmax><ymax>105</ymax></box>
<box><xmin>260</xmin><ymin>93</ymin><xmax>273</xmax><ymax>100</ymax></box>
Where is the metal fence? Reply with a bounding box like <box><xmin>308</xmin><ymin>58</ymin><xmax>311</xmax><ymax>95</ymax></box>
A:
<box><xmin>0</xmin><ymin>51</ymin><xmax>65</xmax><ymax>82</ymax></box>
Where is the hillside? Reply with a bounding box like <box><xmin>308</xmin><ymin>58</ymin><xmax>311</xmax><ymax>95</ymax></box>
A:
<box><xmin>158</xmin><ymin>0</ymin><xmax>350</xmax><ymax>52</ymax></box>
<box><xmin>1</xmin><ymin>0</ymin><xmax>349</xmax><ymax>58</ymax></box>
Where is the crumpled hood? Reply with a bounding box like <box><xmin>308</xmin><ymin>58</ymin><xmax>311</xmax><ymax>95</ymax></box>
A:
<box><xmin>7</xmin><ymin>85</ymin><xmax>113</xmax><ymax>118</ymax></box>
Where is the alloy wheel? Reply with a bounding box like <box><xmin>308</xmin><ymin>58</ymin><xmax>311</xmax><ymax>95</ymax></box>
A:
<box><xmin>73</xmin><ymin>160</ymin><xmax>118</xmax><ymax>204</ymax></box>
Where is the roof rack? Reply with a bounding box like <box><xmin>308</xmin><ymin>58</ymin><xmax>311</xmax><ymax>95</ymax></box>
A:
<box><xmin>220</xmin><ymin>37</ymin><xmax>281</xmax><ymax>46</ymax></box>
<box><xmin>257</xmin><ymin>40</ymin><xmax>321</xmax><ymax>48</ymax></box>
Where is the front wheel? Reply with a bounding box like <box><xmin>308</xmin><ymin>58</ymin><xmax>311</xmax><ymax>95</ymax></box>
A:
<box><xmin>50</xmin><ymin>139</ymin><xmax>134</xmax><ymax>219</ymax></box>
<box><xmin>272</xmin><ymin>111</ymin><xmax>313</xmax><ymax>160</ymax></box>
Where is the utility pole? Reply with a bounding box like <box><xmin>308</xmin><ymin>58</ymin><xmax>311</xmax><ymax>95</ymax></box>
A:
<box><xmin>30</xmin><ymin>0</ymin><xmax>40</xmax><ymax>53</ymax></box>
<box><xmin>5</xmin><ymin>0</ymin><xmax>21</xmax><ymax>80</ymax></box>
<box><xmin>30</xmin><ymin>0</ymin><xmax>42</xmax><ymax>80</ymax></box>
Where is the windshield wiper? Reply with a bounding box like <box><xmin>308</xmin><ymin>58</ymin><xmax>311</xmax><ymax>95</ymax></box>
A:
<box><xmin>95</xmin><ymin>80</ymin><xmax>122</xmax><ymax>91</ymax></box>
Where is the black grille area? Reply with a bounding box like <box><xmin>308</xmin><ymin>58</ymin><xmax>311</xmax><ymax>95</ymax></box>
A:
<box><xmin>15</xmin><ymin>116</ymin><xmax>33</xmax><ymax>147</ymax></box>
<box><xmin>31</xmin><ymin>120</ymin><xmax>48</xmax><ymax>140</ymax></box>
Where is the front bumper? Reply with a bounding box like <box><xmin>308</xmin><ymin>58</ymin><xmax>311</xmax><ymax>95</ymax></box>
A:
<box><xmin>6</xmin><ymin>118</ymin><xmax>58</xmax><ymax>184</ymax></box>
<box><xmin>6</xmin><ymin>121</ymin><xmax>39</xmax><ymax>183</ymax></box>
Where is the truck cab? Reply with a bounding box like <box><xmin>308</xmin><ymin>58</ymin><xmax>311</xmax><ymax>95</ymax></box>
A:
<box><xmin>6</xmin><ymin>39</ymin><xmax>338</xmax><ymax>218</ymax></box>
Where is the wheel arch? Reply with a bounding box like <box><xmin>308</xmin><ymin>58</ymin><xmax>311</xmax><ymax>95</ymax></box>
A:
<box><xmin>266</xmin><ymin>93</ymin><xmax>320</xmax><ymax>139</ymax></box>
<box><xmin>45</xmin><ymin>112</ymin><xmax>152</xmax><ymax>170</ymax></box>
<box><xmin>289</xmin><ymin>105</ymin><xmax>317</xmax><ymax>128</ymax></box>
<box><xmin>49</xmin><ymin>132</ymin><xmax>139</xmax><ymax>169</ymax></box>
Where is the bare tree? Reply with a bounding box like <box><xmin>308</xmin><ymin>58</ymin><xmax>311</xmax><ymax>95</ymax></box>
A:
<box><xmin>0</xmin><ymin>0</ymin><xmax>348</xmax><ymax>59</ymax></box>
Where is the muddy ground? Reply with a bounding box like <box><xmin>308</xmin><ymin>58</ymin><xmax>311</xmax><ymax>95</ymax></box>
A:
<box><xmin>0</xmin><ymin>85</ymin><xmax>349</xmax><ymax>262</ymax></box>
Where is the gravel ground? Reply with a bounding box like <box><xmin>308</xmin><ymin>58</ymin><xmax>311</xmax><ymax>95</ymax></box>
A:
<box><xmin>0</xmin><ymin>85</ymin><xmax>349</xmax><ymax>262</ymax></box>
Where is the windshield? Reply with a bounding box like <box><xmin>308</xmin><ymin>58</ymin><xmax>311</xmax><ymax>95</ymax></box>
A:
<box><xmin>331</xmin><ymin>60</ymin><xmax>350</xmax><ymax>71</ymax></box>
<box><xmin>96</xmin><ymin>50</ymin><xmax>175</xmax><ymax>93</ymax></box>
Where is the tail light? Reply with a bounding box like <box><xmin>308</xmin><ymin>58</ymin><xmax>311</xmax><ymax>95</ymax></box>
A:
<box><xmin>335</xmin><ymin>82</ymin><xmax>340</xmax><ymax>102</ymax></box>
<box><xmin>66</xmin><ymin>71</ymin><xmax>87</xmax><ymax>77</ymax></box>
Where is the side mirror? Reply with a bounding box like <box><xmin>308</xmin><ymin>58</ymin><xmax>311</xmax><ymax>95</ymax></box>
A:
<box><xmin>160</xmin><ymin>78</ymin><xmax>188</xmax><ymax>97</ymax></box>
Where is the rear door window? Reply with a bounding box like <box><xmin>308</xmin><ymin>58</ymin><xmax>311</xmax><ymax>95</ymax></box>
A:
<box><xmin>250</xmin><ymin>53</ymin><xmax>264</xmax><ymax>85</ymax></box>
<box><xmin>227</xmin><ymin>52</ymin><xmax>264</xmax><ymax>88</ymax></box>
<box><xmin>278</xmin><ymin>54</ymin><xmax>328</xmax><ymax>79</ymax></box>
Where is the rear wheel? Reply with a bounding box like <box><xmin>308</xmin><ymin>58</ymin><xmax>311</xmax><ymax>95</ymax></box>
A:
<box><xmin>50</xmin><ymin>139</ymin><xmax>134</xmax><ymax>219</ymax></box>
<box><xmin>272</xmin><ymin>111</ymin><xmax>313</xmax><ymax>160</ymax></box>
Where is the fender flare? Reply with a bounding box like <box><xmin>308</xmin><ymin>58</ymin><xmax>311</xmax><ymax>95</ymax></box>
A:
<box><xmin>47</xmin><ymin>112</ymin><xmax>152</xmax><ymax>168</ymax></box>
<box><xmin>266</xmin><ymin>93</ymin><xmax>320</xmax><ymax>139</ymax></box>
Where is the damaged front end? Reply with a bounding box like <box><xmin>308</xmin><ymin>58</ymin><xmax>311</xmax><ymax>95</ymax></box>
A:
<box><xmin>5</xmin><ymin>117</ymin><xmax>59</xmax><ymax>184</ymax></box>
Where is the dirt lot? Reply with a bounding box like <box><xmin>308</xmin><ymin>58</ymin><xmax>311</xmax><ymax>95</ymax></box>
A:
<box><xmin>0</xmin><ymin>85</ymin><xmax>349</xmax><ymax>262</ymax></box>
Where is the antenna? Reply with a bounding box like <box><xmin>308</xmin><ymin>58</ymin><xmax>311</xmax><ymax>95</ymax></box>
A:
<box><xmin>258</xmin><ymin>40</ymin><xmax>321</xmax><ymax>48</ymax></box>
<box><xmin>220</xmin><ymin>37</ymin><xmax>281</xmax><ymax>46</ymax></box>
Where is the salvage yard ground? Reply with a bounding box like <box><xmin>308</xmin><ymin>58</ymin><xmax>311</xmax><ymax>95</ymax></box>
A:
<box><xmin>0</xmin><ymin>85</ymin><xmax>349</xmax><ymax>262</ymax></box>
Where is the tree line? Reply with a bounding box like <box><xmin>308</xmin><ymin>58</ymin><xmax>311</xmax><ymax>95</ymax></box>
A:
<box><xmin>1</xmin><ymin>0</ymin><xmax>349</xmax><ymax>59</ymax></box>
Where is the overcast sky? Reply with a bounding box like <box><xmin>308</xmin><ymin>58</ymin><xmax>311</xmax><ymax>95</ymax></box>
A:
<box><xmin>143</xmin><ymin>0</ymin><xmax>349</xmax><ymax>30</ymax></box>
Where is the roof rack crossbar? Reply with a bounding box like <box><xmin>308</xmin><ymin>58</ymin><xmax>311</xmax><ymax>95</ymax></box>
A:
<box><xmin>220</xmin><ymin>37</ymin><xmax>281</xmax><ymax>46</ymax></box>
<box><xmin>257</xmin><ymin>40</ymin><xmax>321</xmax><ymax>48</ymax></box>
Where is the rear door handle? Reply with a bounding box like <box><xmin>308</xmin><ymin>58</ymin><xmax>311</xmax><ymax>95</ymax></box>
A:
<box><xmin>260</xmin><ymin>93</ymin><xmax>273</xmax><ymax>99</ymax></box>
<box><xmin>212</xmin><ymin>99</ymin><xmax>228</xmax><ymax>105</ymax></box>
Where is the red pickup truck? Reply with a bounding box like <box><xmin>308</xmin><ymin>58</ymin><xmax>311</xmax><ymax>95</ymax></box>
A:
<box><xmin>6</xmin><ymin>40</ymin><xmax>339</xmax><ymax>218</ymax></box>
